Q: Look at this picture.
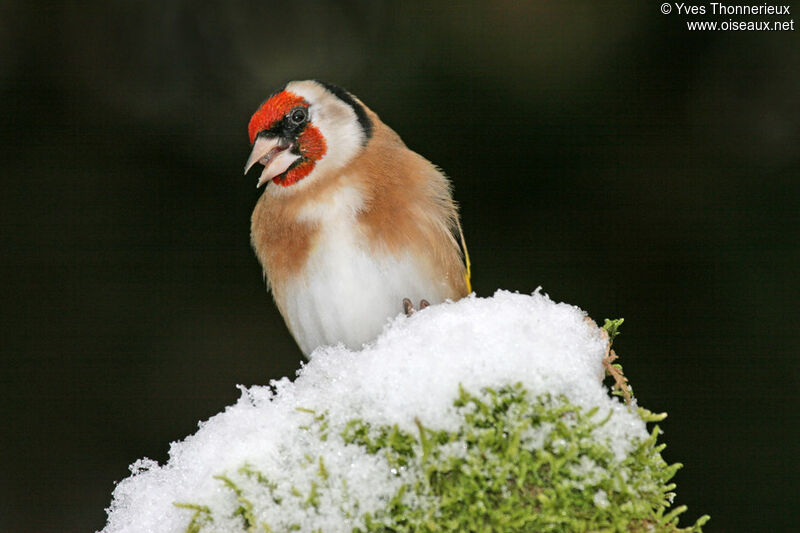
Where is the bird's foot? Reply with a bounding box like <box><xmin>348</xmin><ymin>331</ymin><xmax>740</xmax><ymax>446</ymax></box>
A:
<box><xmin>403</xmin><ymin>298</ymin><xmax>430</xmax><ymax>316</ymax></box>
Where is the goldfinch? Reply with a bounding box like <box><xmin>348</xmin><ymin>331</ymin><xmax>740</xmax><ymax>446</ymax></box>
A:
<box><xmin>245</xmin><ymin>80</ymin><xmax>470</xmax><ymax>356</ymax></box>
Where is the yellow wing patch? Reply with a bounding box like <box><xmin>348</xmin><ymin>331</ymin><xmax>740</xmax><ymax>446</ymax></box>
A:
<box><xmin>456</xmin><ymin>218</ymin><xmax>472</xmax><ymax>294</ymax></box>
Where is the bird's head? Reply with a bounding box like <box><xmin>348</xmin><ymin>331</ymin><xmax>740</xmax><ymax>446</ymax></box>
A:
<box><xmin>244</xmin><ymin>80</ymin><xmax>373</xmax><ymax>189</ymax></box>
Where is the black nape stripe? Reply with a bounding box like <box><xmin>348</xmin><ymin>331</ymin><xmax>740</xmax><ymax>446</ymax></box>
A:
<box><xmin>314</xmin><ymin>80</ymin><xmax>374</xmax><ymax>145</ymax></box>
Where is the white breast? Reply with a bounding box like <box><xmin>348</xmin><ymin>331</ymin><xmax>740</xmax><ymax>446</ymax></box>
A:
<box><xmin>280</xmin><ymin>184</ymin><xmax>451</xmax><ymax>356</ymax></box>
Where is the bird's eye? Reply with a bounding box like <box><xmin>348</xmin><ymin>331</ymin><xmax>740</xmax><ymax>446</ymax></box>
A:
<box><xmin>289</xmin><ymin>107</ymin><xmax>308</xmax><ymax>125</ymax></box>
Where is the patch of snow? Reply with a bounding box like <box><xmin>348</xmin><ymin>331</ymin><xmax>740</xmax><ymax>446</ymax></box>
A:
<box><xmin>593</xmin><ymin>489</ymin><xmax>610</xmax><ymax>509</ymax></box>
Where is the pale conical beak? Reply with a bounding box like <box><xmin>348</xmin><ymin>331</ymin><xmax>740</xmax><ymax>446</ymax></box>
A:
<box><xmin>244</xmin><ymin>135</ymin><xmax>301</xmax><ymax>188</ymax></box>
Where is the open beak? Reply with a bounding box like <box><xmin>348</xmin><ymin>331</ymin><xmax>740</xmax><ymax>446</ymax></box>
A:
<box><xmin>244</xmin><ymin>135</ymin><xmax>301</xmax><ymax>188</ymax></box>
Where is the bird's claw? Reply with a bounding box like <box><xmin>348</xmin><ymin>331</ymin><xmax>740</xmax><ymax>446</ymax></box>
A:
<box><xmin>403</xmin><ymin>298</ymin><xmax>430</xmax><ymax>316</ymax></box>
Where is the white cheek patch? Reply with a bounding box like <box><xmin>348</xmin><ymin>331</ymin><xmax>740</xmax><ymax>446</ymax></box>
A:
<box><xmin>286</xmin><ymin>81</ymin><xmax>365</xmax><ymax>179</ymax></box>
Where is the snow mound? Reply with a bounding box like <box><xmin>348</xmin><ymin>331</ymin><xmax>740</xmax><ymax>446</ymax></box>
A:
<box><xmin>101</xmin><ymin>289</ymin><xmax>647</xmax><ymax>533</ymax></box>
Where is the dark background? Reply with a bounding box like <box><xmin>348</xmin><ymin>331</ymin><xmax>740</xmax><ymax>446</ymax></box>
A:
<box><xmin>2</xmin><ymin>1</ymin><xmax>798</xmax><ymax>531</ymax></box>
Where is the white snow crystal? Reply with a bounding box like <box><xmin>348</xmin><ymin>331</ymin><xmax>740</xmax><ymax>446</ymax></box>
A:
<box><xmin>101</xmin><ymin>289</ymin><xmax>648</xmax><ymax>532</ymax></box>
<box><xmin>593</xmin><ymin>489</ymin><xmax>610</xmax><ymax>509</ymax></box>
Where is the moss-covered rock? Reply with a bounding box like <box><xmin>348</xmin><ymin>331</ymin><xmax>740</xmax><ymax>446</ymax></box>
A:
<box><xmin>177</xmin><ymin>382</ymin><xmax>707</xmax><ymax>533</ymax></box>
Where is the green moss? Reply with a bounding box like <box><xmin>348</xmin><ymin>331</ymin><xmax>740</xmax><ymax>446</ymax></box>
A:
<box><xmin>175</xmin><ymin>327</ymin><xmax>709</xmax><ymax>532</ymax></box>
<box><xmin>602</xmin><ymin>318</ymin><xmax>625</xmax><ymax>343</ymax></box>
<box><xmin>350</xmin><ymin>385</ymin><xmax>707</xmax><ymax>533</ymax></box>
<box><xmin>213</xmin><ymin>475</ymin><xmax>260</xmax><ymax>531</ymax></box>
<box><xmin>173</xmin><ymin>503</ymin><xmax>212</xmax><ymax>533</ymax></box>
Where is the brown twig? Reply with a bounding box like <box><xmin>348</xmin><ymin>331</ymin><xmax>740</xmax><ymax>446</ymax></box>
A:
<box><xmin>599</xmin><ymin>327</ymin><xmax>633</xmax><ymax>404</ymax></box>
